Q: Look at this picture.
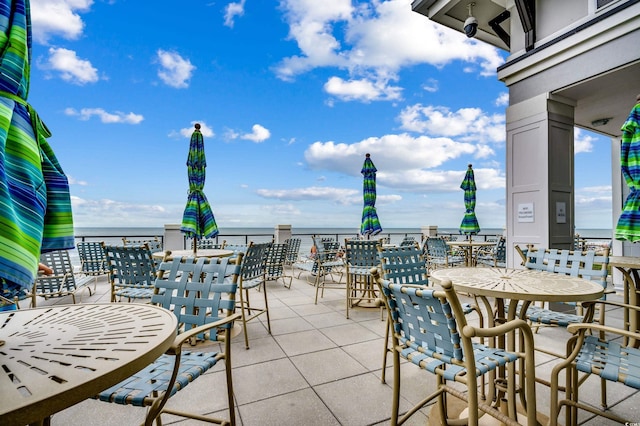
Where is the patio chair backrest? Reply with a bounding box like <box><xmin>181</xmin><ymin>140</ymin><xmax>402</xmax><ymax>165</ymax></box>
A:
<box><xmin>196</xmin><ymin>237</ymin><xmax>225</xmax><ymax>250</ymax></box>
<box><xmin>344</xmin><ymin>239</ymin><xmax>379</xmax><ymax>268</ymax></box>
<box><xmin>239</xmin><ymin>242</ymin><xmax>271</xmax><ymax>283</ymax></box>
<box><xmin>122</xmin><ymin>237</ymin><xmax>162</xmax><ymax>253</ymax></box>
<box><xmin>377</xmin><ymin>245</ymin><xmax>429</xmax><ymax>286</ymax></box>
<box><xmin>152</xmin><ymin>256</ymin><xmax>237</xmax><ymax>340</ymax></box>
<box><xmin>524</xmin><ymin>246</ymin><xmax>610</xmax><ymax>288</ymax></box>
<box><xmin>425</xmin><ymin>237</ymin><xmax>449</xmax><ymax>257</ymax></box>
<box><xmin>265</xmin><ymin>242</ymin><xmax>288</xmax><ymax>280</ymax></box>
<box><xmin>103</xmin><ymin>243</ymin><xmax>158</xmax><ymax>302</ymax></box>
<box><xmin>77</xmin><ymin>241</ymin><xmax>108</xmax><ymax>276</ymax></box>
<box><xmin>35</xmin><ymin>249</ymin><xmax>95</xmax><ymax>307</ymax></box>
<box><xmin>284</xmin><ymin>237</ymin><xmax>301</xmax><ymax>263</ymax></box>
<box><xmin>312</xmin><ymin>236</ymin><xmax>341</xmax><ymax>262</ymax></box>
<box><xmin>399</xmin><ymin>236</ymin><xmax>416</xmax><ymax>247</ymax></box>
<box><xmin>380</xmin><ymin>279</ymin><xmax>465</xmax><ymax>364</ymax></box>
<box><xmin>494</xmin><ymin>236</ymin><xmax>506</xmax><ymax>263</ymax></box>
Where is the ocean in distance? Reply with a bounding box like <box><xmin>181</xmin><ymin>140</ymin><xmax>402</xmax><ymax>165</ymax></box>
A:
<box><xmin>74</xmin><ymin>226</ymin><xmax>614</xmax><ymax>240</ymax></box>
<box><xmin>74</xmin><ymin>226</ymin><xmax>613</xmax><ymax>257</ymax></box>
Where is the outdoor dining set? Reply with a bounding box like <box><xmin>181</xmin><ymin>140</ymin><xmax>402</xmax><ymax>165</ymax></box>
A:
<box><xmin>1</xmin><ymin>233</ymin><xmax>640</xmax><ymax>425</ymax></box>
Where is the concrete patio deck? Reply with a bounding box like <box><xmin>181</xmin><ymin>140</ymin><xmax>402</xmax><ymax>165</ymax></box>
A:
<box><xmin>26</xmin><ymin>267</ymin><xmax>639</xmax><ymax>425</ymax></box>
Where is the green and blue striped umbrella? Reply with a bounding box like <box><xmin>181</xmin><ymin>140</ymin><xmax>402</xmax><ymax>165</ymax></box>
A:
<box><xmin>360</xmin><ymin>153</ymin><xmax>382</xmax><ymax>236</ymax></box>
<box><xmin>0</xmin><ymin>0</ymin><xmax>74</xmax><ymax>298</ymax></box>
<box><xmin>181</xmin><ymin>124</ymin><xmax>218</xmax><ymax>251</ymax></box>
<box><xmin>615</xmin><ymin>101</ymin><xmax>640</xmax><ymax>242</ymax></box>
<box><xmin>459</xmin><ymin>164</ymin><xmax>480</xmax><ymax>236</ymax></box>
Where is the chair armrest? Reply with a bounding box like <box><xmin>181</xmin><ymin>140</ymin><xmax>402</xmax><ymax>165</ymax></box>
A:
<box><xmin>168</xmin><ymin>312</ymin><xmax>242</xmax><ymax>354</ymax></box>
<box><xmin>566</xmin><ymin>322</ymin><xmax>640</xmax><ymax>342</ymax></box>
<box><xmin>462</xmin><ymin>318</ymin><xmax>532</xmax><ymax>341</ymax></box>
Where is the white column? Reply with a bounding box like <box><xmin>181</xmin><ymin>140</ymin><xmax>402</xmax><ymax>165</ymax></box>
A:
<box><xmin>506</xmin><ymin>93</ymin><xmax>575</xmax><ymax>267</ymax></box>
<box><xmin>163</xmin><ymin>224</ymin><xmax>184</xmax><ymax>250</ymax></box>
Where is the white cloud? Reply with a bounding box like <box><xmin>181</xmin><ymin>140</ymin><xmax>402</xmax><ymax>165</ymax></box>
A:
<box><xmin>242</xmin><ymin>124</ymin><xmax>271</xmax><ymax>142</ymax></box>
<box><xmin>275</xmin><ymin>0</ymin><xmax>504</xmax><ymax>94</ymax></box>
<box><xmin>179</xmin><ymin>122</ymin><xmax>215</xmax><ymax>138</ymax></box>
<box><xmin>422</xmin><ymin>78</ymin><xmax>439</xmax><ymax>93</ymax></box>
<box><xmin>30</xmin><ymin>0</ymin><xmax>93</xmax><ymax>44</ymax></box>
<box><xmin>41</xmin><ymin>47</ymin><xmax>99</xmax><ymax>84</ymax></box>
<box><xmin>156</xmin><ymin>50</ymin><xmax>195</xmax><ymax>89</ymax></box>
<box><xmin>224</xmin><ymin>0</ymin><xmax>246</xmax><ymax>28</ymax></box>
<box><xmin>398</xmin><ymin>104</ymin><xmax>505</xmax><ymax>144</ymax></box>
<box><xmin>324</xmin><ymin>76</ymin><xmax>402</xmax><ymax>102</ymax></box>
<box><xmin>574</xmin><ymin>128</ymin><xmax>595</xmax><ymax>154</ymax></box>
<box><xmin>257</xmin><ymin>186</ymin><xmax>359</xmax><ymax>205</ymax></box>
<box><xmin>70</xmin><ymin>195</ymin><xmax>175</xmax><ymax>227</ymax></box>
<box><xmin>495</xmin><ymin>92</ymin><xmax>509</xmax><ymax>106</ymax></box>
<box><xmin>67</xmin><ymin>175</ymin><xmax>88</xmax><ymax>186</ymax></box>
<box><xmin>225</xmin><ymin>124</ymin><xmax>271</xmax><ymax>143</ymax></box>
<box><xmin>64</xmin><ymin>107</ymin><xmax>143</xmax><ymax>124</ymax></box>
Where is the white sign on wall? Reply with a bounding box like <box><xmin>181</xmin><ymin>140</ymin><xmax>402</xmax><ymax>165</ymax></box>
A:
<box><xmin>556</xmin><ymin>202</ymin><xmax>567</xmax><ymax>224</ymax></box>
<box><xmin>518</xmin><ymin>203</ymin><xmax>534</xmax><ymax>223</ymax></box>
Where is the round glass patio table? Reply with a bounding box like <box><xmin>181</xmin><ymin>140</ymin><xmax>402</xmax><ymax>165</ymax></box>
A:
<box><xmin>0</xmin><ymin>303</ymin><xmax>177</xmax><ymax>426</ymax></box>
<box><xmin>430</xmin><ymin>267</ymin><xmax>604</xmax><ymax>423</ymax></box>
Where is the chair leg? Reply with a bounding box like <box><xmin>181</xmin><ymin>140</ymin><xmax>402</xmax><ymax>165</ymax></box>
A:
<box><xmin>381</xmin><ymin>316</ymin><xmax>391</xmax><ymax>384</ymax></box>
<box><xmin>261</xmin><ymin>282</ymin><xmax>271</xmax><ymax>334</ymax></box>
<box><xmin>390</xmin><ymin>349</ymin><xmax>401</xmax><ymax>426</ymax></box>
<box><xmin>238</xmin><ymin>288</ymin><xmax>250</xmax><ymax>350</ymax></box>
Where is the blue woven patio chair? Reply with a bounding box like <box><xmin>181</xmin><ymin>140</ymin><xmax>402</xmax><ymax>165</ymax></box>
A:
<box><xmin>33</xmin><ymin>249</ymin><xmax>94</xmax><ymax>307</ymax></box>
<box><xmin>283</xmin><ymin>237</ymin><xmax>301</xmax><ymax>272</ymax></box>
<box><xmin>77</xmin><ymin>241</ymin><xmax>108</xmax><ymax>281</ymax></box>
<box><xmin>103</xmin><ymin>243</ymin><xmax>162</xmax><ymax>302</ymax></box>
<box><xmin>476</xmin><ymin>236</ymin><xmax>506</xmax><ymax>267</ymax></box>
<box><xmin>293</xmin><ymin>236</ymin><xmax>344</xmax><ymax>302</ymax></box>
<box><xmin>372</xmin><ymin>268</ymin><xmax>538</xmax><ymax>426</ymax></box>
<box><xmin>96</xmin><ymin>256</ymin><xmax>240</xmax><ymax>426</ymax></box>
<box><xmin>520</xmin><ymin>247</ymin><xmax>611</xmax><ymax>330</ymax></box>
<box><xmin>423</xmin><ymin>237</ymin><xmax>464</xmax><ymax>271</ymax></box>
<box><xmin>549</xmin><ymin>298</ymin><xmax>640</xmax><ymax>425</ymax></box>
<box><xmin>376</xmin><ymin>245</ymin><xmax>483</xmax><ymax>385</ymax></box>
<box><xmin>344</xmin><ymin>238</ymin><xmax>380</xmax><ymax>319</ymax></box>
<box><xmin>234</xmin><ymin>241</ymin><xmax>272</xmax><ymax>349</ymax></box>
<box><xmin>265</xmin><ymin>242</ymin><xmax>292</xmax><ymax>288</ymax></box>
<box><xmin>517</xmin><ymin>246</ymin><xmax>612</xmax><ymax>409</ymax></box>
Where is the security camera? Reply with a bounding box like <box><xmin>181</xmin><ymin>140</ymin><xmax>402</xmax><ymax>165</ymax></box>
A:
<box><xmin>464</xmin><ymin>16</ymin><xmax>478</xmax><ymax>38</ymax></box>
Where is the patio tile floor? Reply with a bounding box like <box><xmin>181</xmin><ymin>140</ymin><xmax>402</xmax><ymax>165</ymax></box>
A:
<box><xmin>28</xmin><ymin>269</ymin><xmax>638</xmax><ymax>425</ymax></box>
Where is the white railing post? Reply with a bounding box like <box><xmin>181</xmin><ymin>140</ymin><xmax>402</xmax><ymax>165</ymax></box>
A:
<box><xmin>274</xmin><ymin>224</ymin><xmax>292</xmax><ymax>243</ymax></box>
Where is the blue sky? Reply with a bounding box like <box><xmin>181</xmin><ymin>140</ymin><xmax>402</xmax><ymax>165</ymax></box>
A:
<box><xmin>27</xmin><ymin>0</ymin><xmax>613</xmax><ymax>230</ymax></box>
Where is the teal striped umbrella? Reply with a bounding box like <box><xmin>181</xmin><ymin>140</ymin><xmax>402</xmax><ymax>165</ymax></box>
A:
<box><xmin>459</xmin><ymin>164</ymin><xmax>480</xmax><ymax>236</ymax></box>
<box><xmin>0</xmin><ymin>0</ymin><xmax>74</xmax><ymax>299</ymax></box>
<box><xmin>615</xmin><ymin>101</ymin><xmax>640</xmax><ymax>242</ymax></box>
<box><xmin>181</xmin><ymin>123</ymin><xmax>218</xmax><ymax>253</ymax></box>
<box><xmin>360</xmin><ymin>153</ymin><xmax>382</xmax><ymax>236</ymax></box>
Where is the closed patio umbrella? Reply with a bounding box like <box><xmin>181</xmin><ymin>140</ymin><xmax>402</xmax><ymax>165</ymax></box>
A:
<box><xmin>0</xmin><ymin>0</ymin><xmax>74</xmax><ymax>300</ymax></box>
<box><xmin>181</xmin><ymin>123</ymin><xmax>218</xmax><ymax>253</ymax></box>
<box><xmin>615</xmin><ymin>98</ymin><xmax>640</xmax><ymax>242</ymax></box>
<box><xmin>459</xmin><ymin>164</ymin><xmax>480</xmax><ymax>237</ymax></box>
<box><xmin>360</xmin><ymin>153</ymin><xmax>382</xmax><ymax>236</ymax></box>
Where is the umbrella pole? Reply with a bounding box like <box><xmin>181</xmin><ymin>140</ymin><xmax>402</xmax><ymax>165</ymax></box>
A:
<box><xmin>193</xmin><ymin>236</ymin><xmax>198</xmax><ymax>255</ymax></box>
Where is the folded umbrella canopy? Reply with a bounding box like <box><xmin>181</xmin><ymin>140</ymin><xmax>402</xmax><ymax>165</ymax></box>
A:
<box><xmin>615</xmin><ymin>99</ymin><xmax>640</xmax><ymax>242</ymax></box>
<box><xmin>360</xmin><ymin>153</ymin><xmax>382</xmax><ymax>236</ymax></box>
<box><xmin>181</xmin><ymin>123</ymin><xmax>218</xmax><ymax>253</ymax></box>
<box><xmin>0</xmin><ymin>0</ymin><xmax>74</xmax><ymax>299</ymax></box>
<box><xmin>459</xmin><ymin>164</ymin><xmax>480</xmax><ymax>237</ymax></box>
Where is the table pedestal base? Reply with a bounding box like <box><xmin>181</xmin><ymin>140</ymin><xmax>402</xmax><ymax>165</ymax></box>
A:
<box><xmin>428</xmin><ymin>399</ymin><xmax>548</xmax><ymax>426</ymax></box>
